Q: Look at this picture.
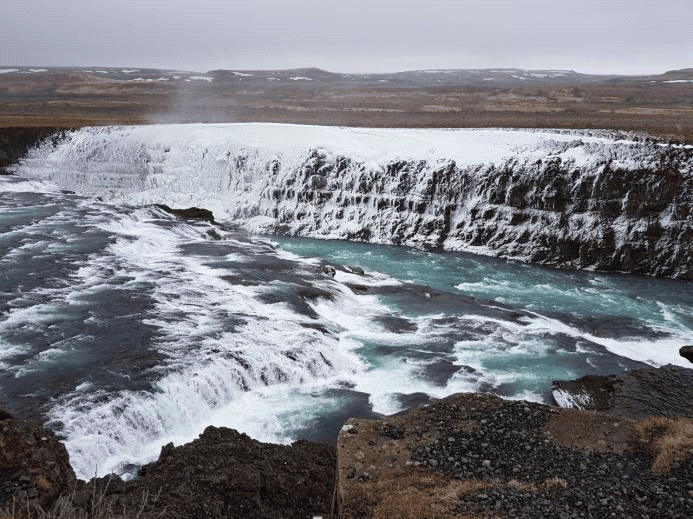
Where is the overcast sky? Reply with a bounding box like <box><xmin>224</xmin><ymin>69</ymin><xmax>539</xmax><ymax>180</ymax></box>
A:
<box><xmin>1</xmin><ymin>0</ymin><xmax>691</xmax><ymax>75</ymax></box>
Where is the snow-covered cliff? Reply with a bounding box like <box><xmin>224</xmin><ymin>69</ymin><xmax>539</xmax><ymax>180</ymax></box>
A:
<box><xmin>18</xmin><ymin>124</ymin><xmax>693</xmax><ymax>279</ymax></box>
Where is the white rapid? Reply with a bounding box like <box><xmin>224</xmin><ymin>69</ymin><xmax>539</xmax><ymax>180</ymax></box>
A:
<box><xmin>16</xmin><ymin>123</ymin><xmax>693</xmax><ymax>279</ymax></box>
<box><xmin>4</xmin><ymin>124</ymin><xmax>693</xmax><ymax>480</ymax></box>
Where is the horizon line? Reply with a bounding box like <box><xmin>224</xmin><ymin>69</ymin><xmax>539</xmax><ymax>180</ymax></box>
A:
<box><xmin>1</xmin><ymin>64</ymin><xmax>692</xmax><ymax>77</ymax></box>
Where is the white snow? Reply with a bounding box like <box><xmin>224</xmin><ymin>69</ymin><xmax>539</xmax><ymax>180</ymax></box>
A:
<box><xmin>34</xmin><ymin>123</ymin><xmax>617</xmax><ymax>169</ymax></box>
<box><xmin>232</xmin><ymin>71</ymin><xmax>254</xmax><ymax>77</ymax></box>
<box><xmin>0</xmin><ymin>69</ymin><xmax>19</xmax><ymax>74</ymax></box>
<box><xmin>528</xmin><ymin>72</ymin><xmax>567</xmax><ymax>78</ymax></box>
<box><xmin>552</xmin><ymin>389</ymin><xmax>592</xmax><ymax>409</ymax></box>
<box><xmin>19</xmin><ymin>123</ymin><xmax>668</xmax><ymax>292</ymax></box>
<box><xmin>290</xmin><ymin>77</ymin><xmax>312</xmax><ymax>81</ymax></box>
<box><xmin>189</xmin><ymin>76</ymin><xmax>213</xmax><ymax>82</ymax></box>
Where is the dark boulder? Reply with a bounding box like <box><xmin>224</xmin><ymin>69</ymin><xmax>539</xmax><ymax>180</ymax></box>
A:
<box><xmin>680</xmin><ymin>345</ymin><xmax>693</xmax><ymax>363</ymax></box>
<box><xmin>76</xmin><ymin>426</ymin><xmax>337</xmax><ymax>519</ymax></box>
<box><xmin>0</xmin><ymin>415</ymin><xmax>336</xmax><ymax>518</ymax></box>
<box><xmin>153</xmin><ymin>204</ymin><xmax>216</xmax><ymax>223</ymax></box>
<box><xmin>553</xmin><ymin>364</ymin><xmax>693</xmax><ymax>420</ymax></box>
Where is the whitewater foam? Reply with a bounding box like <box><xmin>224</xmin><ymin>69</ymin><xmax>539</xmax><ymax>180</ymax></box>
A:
<box><xmin>17</xmin><ymin>122</ymin><xmax>685</xmax><ymax>280</ymax></box>
<box><xmin>28</xmin><ymin>206</ymin><xmax>371</xmax><ymax>478</ymax></box>
<box><xmin>4</xmin><ymin>123</ymin><xmax>693</xmax><ymax>481</ymax></box>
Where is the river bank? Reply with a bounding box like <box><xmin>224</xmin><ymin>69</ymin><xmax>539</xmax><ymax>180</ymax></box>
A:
<box><xmin>2</xmin><ymin>363</ymin><xmax>692</xmax><ymax>518</ymax></box>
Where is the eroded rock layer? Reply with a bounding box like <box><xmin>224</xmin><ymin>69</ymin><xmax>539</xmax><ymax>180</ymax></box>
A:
<box><xmin>17</xmin><ymin>126</ymin><xmax>693</xmax><ymax>279</ymax></box>
<box><xmin>0</xmin><ymin>417</ymin><xmax>75</xmax><ymax>510</ymax></box>
<box><xmin>0</xmin><ymin>419</ymin><xmax>335</xmax><ymax>519</ymax></box>
<box><xmin>249</xmin><ymin>142</ymin><xmax>693</xmax><ymax>279</ymax></box>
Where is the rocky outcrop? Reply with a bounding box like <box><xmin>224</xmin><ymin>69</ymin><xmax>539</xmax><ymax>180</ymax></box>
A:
<box><xmin>336</xmin><ymin>392</ymin><xmax>693</xmax><ymax>519</ymax></box>
<box><xmin>680</xmin><ymin>346</ymin><xmax>693</xmax><ymax>363</ymax></box>
<box><xmin>552</xmin><ymin>364</ymin><xmax>693</xmax><ymax>419</ymax></box>
<box><xmin>0</xmin><ymin>420</ymin><xmax>335</xmax><ymax>519</ymax></box>
<box><xmin>78</xmin><ymin>426</ymin><xmax>336</xmax><ymax>519</ymax></box>
<box><xmin>0</xmin><ymin>417</ymin><xmax>76</xmax><ymax>510</ymax></box>
<box><xmin>0</xmin><ymin>127</ymin><xmax>71</xmax><ymax>173</ymax></box>
<box><xmin>153</xmin><ymin>204</ymin><xmax>216</xmax><ymax>223</ymax></box>
<box><xmin>231</xmin><ymin>140</ymin><xmax>693</xmax><ymax>279</ymax></box>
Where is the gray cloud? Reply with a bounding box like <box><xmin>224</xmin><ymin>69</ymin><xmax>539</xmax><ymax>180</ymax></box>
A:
<box><xmin>1</xmin><ymin>0</ymin><xmax>691</xmax><ymax>73</ymax></box>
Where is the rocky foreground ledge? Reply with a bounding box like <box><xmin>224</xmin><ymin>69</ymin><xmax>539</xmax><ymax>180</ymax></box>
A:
<box><xmin>0</xmin><ymin>420</ymin><xmax>336</xmax><ymax>519</ymax></box>
<box><xmin>1</xmin><ymin>364</ymin><xmax>692</xmax><ymax>518</ymax></box>
<box><xmin>552</xmin><ymin>364</ymin><xmax>693</xmax><ymax>420</ymax></box>
<box><xmin>337</xmin><ymin>392</ymin><xmax>692</xmax><ymax>519</ymax></box>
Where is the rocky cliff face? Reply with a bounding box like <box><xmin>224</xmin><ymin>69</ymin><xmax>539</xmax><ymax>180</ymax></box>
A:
<box><xmin>16</xmin><ymin>126</ymin><xmax>693</xmax><ymax>280</ymax></box>
<box><xmin>240</xmin><ymin>139</ymin><xmax>693</xmax><ymax>279</ymax></box>
<box><xmin>0</xmin><ymin>416</ymin><xmax>335</xmax><ymax>519</ymax></box>
<box><xmin>79</xmin><ymin>426</ymin><xmax>336</xmax><ymax>519</ymax></box>
<box><xmin>0</xmin><ymin>128</ymin><xmax>71</xmax><ymax>173</ymax></box>
<box><xmin>0</xmin><ymin>414</ymin><xmax>76</xmax><ymax>510</ymax></box>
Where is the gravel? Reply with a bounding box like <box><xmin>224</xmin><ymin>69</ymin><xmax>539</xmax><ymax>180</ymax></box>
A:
<box><xmin>408</xmin><ymin>399</ymin><xmax>693</xmax><ymax>519</ymax></box>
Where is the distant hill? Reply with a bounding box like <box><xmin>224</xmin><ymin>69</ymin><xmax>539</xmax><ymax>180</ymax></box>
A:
<box><xmin>0</xmin><ymin>66</ymin><xmax>691</xmax><ymax>140</ymax></box>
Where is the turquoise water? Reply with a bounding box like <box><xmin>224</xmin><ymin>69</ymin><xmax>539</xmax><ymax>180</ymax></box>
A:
<box><xmin>272</xmin><ymin>235</ymin><xmax>693</xmax><ymax>413</ymax></box>
<box><xmin>3</xmin><ymin>162</ymin><xmax>693</xmax><ymax>479</ymax></box>
<box><xmin>272</xmin><ymin>236</ymin><xmax>693</xmax><ymax>333</ymax></box>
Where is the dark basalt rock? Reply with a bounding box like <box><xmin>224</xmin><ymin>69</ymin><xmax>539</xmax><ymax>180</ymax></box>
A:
<box><xmin>0</xmin><ymin>418</ymin><xmax>76</xmax><ymax>510</ymax></box>
<box><xmin>205</xmin><ymin>228</ymin><xmax>222</xmax><ymax>240</ymax></box>
<box><xmin>0</xmin><ymin>127</ymin><xmax>73</xmax><ymax>173</ymax></box>
<box><xmin>0</xmin><ymin>420</ymin><xmax>336</xmax><ymax>518</ymax></box>
<box><xmin>552</xmin><ymin>364</ymin><xmax>693</xmax><ymax>419</ymax></box>
<box><xmin>77</xmin><ymin>426</ymin><xmax>336</xmax><ymax>519</ymax></box>
<box><xmin>680</xmin><ymin>345</ymin><xmax>693</xmax><ymax>363</ymax></box>
<box><xmin>256</xmin><ymin>140</ymin><xmax>693</xmax><ymax>280</ymax></box>
<box><xmin>153</xmin><ymin>204</ymin><xmax>216</xmax><ymax>223</ymax></box>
